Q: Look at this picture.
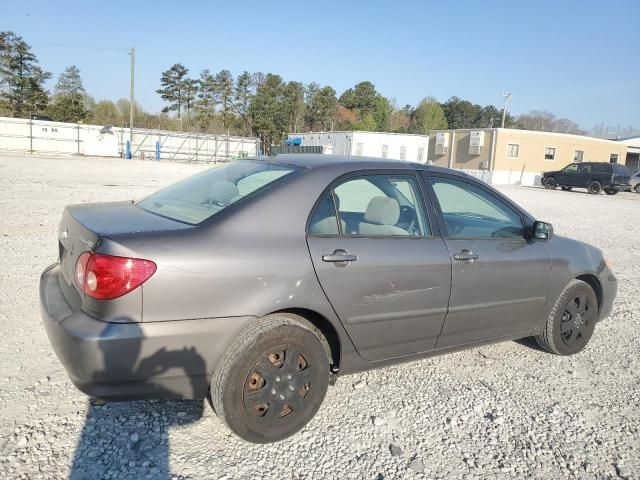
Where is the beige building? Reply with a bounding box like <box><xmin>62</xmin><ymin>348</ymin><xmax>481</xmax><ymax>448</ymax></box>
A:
<box><xmin>427</xmin><ymin>128</ymin><xmax>628</xmax><ymax>185</ymax></box>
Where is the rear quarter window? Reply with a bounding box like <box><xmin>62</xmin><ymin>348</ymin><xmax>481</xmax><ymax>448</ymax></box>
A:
<box><xmin>612</xmin><ymin>164</ymin><xmax>630</xmax><ymax>175</ymax></box>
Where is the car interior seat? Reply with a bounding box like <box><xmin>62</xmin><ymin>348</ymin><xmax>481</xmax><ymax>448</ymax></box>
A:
<box><xmin>358</xmin><ymin>196</ymin><xmax>408</xmax><ymax>235</ymax></box>
<box><xmin>206</xmin><ymin>181</ymin><xmax>241</xmax><ymax>206</ymax></box>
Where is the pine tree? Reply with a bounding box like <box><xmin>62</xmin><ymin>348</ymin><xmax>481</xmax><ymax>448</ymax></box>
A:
<box><xmin>156</xmin><ymin>63</ymin><xmax>189</xmax><ymax>119</ymax></box>
<box><xmin>46</xmin><ymin>65</ymin><xmax>89</xmax><ymax>122</ymax></box>
<box><xmin>0</xmin><ymin>31</ymin><xmax>51</xmax><ymax>117</ymax></box>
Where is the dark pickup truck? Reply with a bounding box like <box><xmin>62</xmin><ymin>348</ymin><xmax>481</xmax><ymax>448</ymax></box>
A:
<box><xmin>542</xmin><ymin>162</ymin><xmax>631</xmax><ymax>195</ymax></box>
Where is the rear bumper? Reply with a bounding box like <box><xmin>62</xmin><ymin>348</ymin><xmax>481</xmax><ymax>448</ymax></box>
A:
<box><xmin>40</xmin><ymin>264</ymin><xmax>255</xmax><ymax>400</ymax></box>
<box><xmin>608</xmin><ymin>183</ymin><xmax>630</xmax><ymax>191</ymax></box>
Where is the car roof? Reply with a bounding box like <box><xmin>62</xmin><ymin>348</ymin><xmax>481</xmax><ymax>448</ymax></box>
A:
<box><xmin>253</xmin><ymin>153</ymin><xmax>465</xmax><ymax>176</ymax></box>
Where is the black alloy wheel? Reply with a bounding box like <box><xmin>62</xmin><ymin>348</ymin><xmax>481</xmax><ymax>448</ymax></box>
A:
<box><xmin>587</xmin><ymin>180</ymin><xmax>602</xmax><ymax>194</ymax></box>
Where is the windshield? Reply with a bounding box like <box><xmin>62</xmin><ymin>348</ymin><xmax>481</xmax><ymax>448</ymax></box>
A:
<box><xmin>137</xmin><ymin>160</ymin><xmax>297</xmax><ymax>224</ymax></box>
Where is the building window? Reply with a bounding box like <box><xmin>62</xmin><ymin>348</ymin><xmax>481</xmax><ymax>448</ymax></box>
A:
<box><xmin>399</xmin><ymin>145</ymin><xmax>407</xmax><ymax>160</ymax></box>
<box><xmin>544</xmin><ymin>147</ymin><xmax>556</xmax><ymax>161</ymax></box>
<box><xmin>610</xmin><ymin>153</ymin><xmax>619</xmax><ymax>164</ymax></box>
<box><xmin>417</xmin><ymin>147</ymin><xmax>424</xmax><ymax>162</ymax></box>
<box><xmin>506</xmin><ymin>144</ymin><xmax>519</xmax><ymax>158</ymax></box>
<box><xmin>381</xmin><ymin>145</ymin><xmax>389</xmax><ymax>158</ymax></box>
<box><xmin>573</xmin><ymin>150</ymin><xmax>584</xmax><ymax>162</ymax></box>
<box><xmin>355</xmin><ymin>143</ymin><xmax>363</xmax><ymax>156</ymax></box>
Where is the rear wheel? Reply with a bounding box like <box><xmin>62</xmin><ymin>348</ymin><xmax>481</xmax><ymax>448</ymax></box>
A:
<box><xmin>535</xmin><ymin>279</ymin><xmax>598</xmax><ymax>355</ymax></box>
<box><xmin>561</xmin><ymin>186</ymin><xmax>572</xmax><ymax>191</ymax></box>
<box><xmin>604</xmin><ymin>188</ymin><xmax>618</xmax><ymax>195</ymax></box>
<box><xmin>210</xmin><ymin>316</ymin><xmax>329</xmax><ymax>443</ymax></box>
<box><xmin>544</xmin><ymin>177</ymin><xmax>557</xmax><ymax>189</ymax></box>
<box><xmin>587</xmin><ymin>180</ymin><xmax>602</xmax><ymax>194</ymax></box>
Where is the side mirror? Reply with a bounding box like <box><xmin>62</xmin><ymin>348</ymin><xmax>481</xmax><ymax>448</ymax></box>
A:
<box><xmin>532</xmin><ymin>221</ymin><xmax>553</xmax><ymax>240</ymax></box>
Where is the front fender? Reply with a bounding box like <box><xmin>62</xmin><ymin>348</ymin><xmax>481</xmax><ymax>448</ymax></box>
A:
<box><xmin>533</xmin><ymin>235</ymin><xmax>617</xmax><ymax>333</ymax></box>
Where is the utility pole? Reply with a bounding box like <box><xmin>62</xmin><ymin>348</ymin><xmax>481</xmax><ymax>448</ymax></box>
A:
<box><xmin>500</xmin><ymin>92</ymin><xmax>512</xmax><ymax>128</ymax></box>
<box><xmin>129</xmin><ymin>47</ymin><xmax>135</xmax><ymax>143</ymax></box>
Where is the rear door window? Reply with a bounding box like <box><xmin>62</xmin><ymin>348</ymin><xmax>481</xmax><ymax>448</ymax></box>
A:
<box><xmin>308</xmin><ymin>174</ymin><xmax>430</xmax><ymax>237</ymax></box>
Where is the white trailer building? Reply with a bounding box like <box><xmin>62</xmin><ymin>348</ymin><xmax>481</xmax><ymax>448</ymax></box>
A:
<box><xmin>287</xmin><ymin>131</ymin><xmax>429</xmax><ymax>163</ymax></box>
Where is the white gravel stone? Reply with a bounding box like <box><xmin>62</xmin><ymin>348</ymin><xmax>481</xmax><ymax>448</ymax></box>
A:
<box><xmin>372</xmin><ymin>416</ymin><xmax>386</xmax><ymax>427</ymax></box>
<box><xmin>0</xmin><ymin>155</ymin><xmax>639</xmax><ymax>480</ymax></box>
<box><xmin>408</xmin><ymin>458</ymin><xmax>424</xmax><ymax>472</ymax></box>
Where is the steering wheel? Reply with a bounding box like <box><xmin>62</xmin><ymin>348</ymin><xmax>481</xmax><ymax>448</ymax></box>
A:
<box><xmin>398</xmin><ymin>205</ymin><xmax>417</xmax><ymax>234</ymax></box>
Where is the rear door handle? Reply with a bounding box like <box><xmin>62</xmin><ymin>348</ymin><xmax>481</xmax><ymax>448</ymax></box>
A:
<box><xmin>322</xmin><ymin>249</ymin><xmax>357</xmax><ymax>263</ymax></box>
<box><xmin>453</xmin><ymin>249</ymin><xmax>479</xmax><ymax>262</ymax></box>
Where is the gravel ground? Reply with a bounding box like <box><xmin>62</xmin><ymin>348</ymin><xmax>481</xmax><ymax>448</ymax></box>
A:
<box><xmin>0</xmin><ymin>154</ymin><xmax>638</xmax><ymax>480</ymax></box>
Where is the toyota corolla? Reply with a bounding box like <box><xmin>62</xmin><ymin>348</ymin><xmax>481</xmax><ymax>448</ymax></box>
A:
<box><xmin>40</xmin><ymin>155</ymin><xmax>617</xmax><ymax>443</ymax></box>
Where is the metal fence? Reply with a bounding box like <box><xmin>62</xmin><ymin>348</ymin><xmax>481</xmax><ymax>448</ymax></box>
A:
<box><xmin>0</xmin><ymin>116</ymin><xmax>260</xmax><ymax>163</ymax></box>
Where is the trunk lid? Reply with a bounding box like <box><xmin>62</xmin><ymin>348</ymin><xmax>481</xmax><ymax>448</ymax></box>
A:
<box><xmin>57</xmin><ymin>201</ymin><xmax>192</xmax><ymax>299</ymax></box>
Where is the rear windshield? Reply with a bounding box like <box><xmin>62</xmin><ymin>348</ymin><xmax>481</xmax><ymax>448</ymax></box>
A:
<box><xmin>137</xmin><ymin>160</ymin><xmax>297</xmax><ymax>224</ymax></box>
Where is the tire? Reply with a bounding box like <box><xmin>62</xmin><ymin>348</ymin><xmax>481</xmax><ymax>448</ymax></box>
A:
<box><xmin>587</xmin><ymin>180</ymin><xmax>602</xmax><ymax>194</ymax></box>
<box><xmin>535</xmin><ymin>279</ymin><xmax>598</xmax><ymax>356</ymax></box>
<box><xmin>560</xmin><ymin>186</ymin><xmax>572</xmax><ymax>191</ymax></box>
<box><xmin>634</xmin><ymin>184</ymin><xmax>640</xmax><ymax>194</ymax></box>
<box><xmin>604</xmin><ymin>189</ymin><xmax>618</xmax><ymax>195</ymax></box>
<box><xmin>210</xmin><ymin>316</ymin><xmax>329</xmax><ymax>443</ymax></box>
<box><xmin>543</xmin><ymin>177</ymin><xmax>557</xmax><ymax>189</ymax></box>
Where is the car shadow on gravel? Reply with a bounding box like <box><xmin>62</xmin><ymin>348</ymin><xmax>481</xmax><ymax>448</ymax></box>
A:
<box><xmin>514</xmin><ymin>336</ymin><xmax>547</xmax><ymax>352</ymax></box>
<box><xmin>68</xmin><ymin>324</ymin><xmax>206</xmax><ymax>480</ymax></box>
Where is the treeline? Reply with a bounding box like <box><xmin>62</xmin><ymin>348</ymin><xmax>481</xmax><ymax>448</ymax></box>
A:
<box><xmin>154</xmin><ymin>64</ymin><xmax>520</xmax><ymax>145</ymax></box>
<box><xmin>153</xmin><ymin>63</ymin><xmax>590</xmax><ymax>144</ymax></box>
<box><xmin>1</xmin><ymin>30</ymin><xmax>603</xmax><ymax>143</ymax></box>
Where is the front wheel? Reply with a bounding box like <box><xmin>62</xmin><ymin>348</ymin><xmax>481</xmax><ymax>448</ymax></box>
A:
<box><xmin>210</xmin><ymin>316</ymin><xmax>329</xmax><ymax>443</ymax></box>
<box><xmin>587</xmin><ymin>180</ymin><xmax>602</xmax><ymax>194</ymax></box>
<box><xmin>604</xmin><ymin>188</ymin><xmax>618</xmax><ymax>195</ymax></box>
<box><xmin>543</xmin><ymin>177</ymin><xmax>557</xmax><ymax>189</ymax></box>
<box><xmin>535</xmin><ymin>279</ymin><xmax>598</xmax><ymax>355</ymax></box>
<box><xmin>634</xmin><ymin>184</ymin><xmax>640</xmax><ymax>193</ymax></box>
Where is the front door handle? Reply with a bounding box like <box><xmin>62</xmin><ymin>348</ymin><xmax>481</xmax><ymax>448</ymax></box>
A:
<box><xmin>322</xmin><ymin>249</ymin><xmax>357</xmax><ymax>264</ymax></box>
<box><xmin>453</xmin><ymin>249</ymin><xmax>479</xmax><ymax>262</ymax></box>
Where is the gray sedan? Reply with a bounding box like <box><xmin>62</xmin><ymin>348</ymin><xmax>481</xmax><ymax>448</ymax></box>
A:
<box><xmin>40</xmin><ymin>155</ymin><xmax>617</xmax><ymax>443</ymax></box>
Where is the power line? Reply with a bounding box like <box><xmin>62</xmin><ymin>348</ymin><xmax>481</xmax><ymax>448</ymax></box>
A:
<box><xmin>32</xmin><ymin>42</ymin><xmax>129</xmax><ymax>53</ymax></box>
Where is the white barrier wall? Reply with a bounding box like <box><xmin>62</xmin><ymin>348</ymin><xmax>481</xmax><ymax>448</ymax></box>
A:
<box><xmin>460</xmin><ymin>169</ymin><xmax>543</xmax><ymax>186</ymax></box>
<box><xmin>0</xmin><ymin>116</ymin><xmax>260</xmax><ymax>162</ymax></box>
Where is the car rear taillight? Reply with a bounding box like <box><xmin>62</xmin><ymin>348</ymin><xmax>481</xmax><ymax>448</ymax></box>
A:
<box><xmin>75</xmin><ymin>252</ymin><xmax>157</xmax><ymax>300</ymax></box>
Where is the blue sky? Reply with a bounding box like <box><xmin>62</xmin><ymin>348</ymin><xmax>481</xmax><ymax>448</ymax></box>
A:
<box><xmin>2</xmin><ymin>0</ymin><xmax>639</xmax><ymax>129</ymax></box>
